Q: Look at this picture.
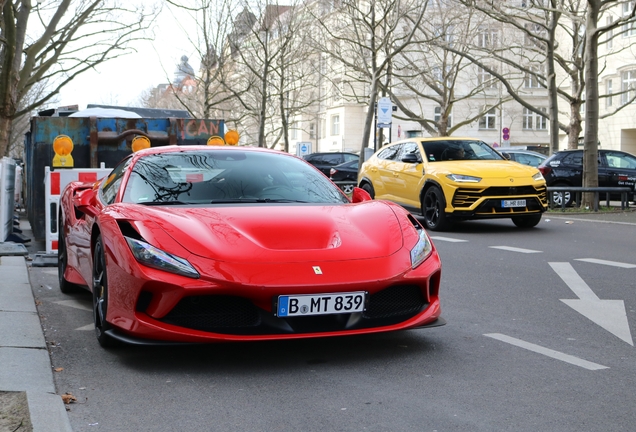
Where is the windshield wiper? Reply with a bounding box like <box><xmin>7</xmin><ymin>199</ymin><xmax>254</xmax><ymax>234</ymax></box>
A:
<box><xmin>209</xmin><ymin>198</ymin><xmax>310</xmax><ymax>204</ymax></box>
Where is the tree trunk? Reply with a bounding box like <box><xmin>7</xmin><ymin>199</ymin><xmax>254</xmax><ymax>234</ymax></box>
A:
<box><xmin>582</xmin><ymin>0</ymin><xmax>600</xmax><ymax>208</ymax></box>
<box><xmin>0</xmin><ymin>117</ymin><xmax>13</xmax><ymax>157</ymax></box>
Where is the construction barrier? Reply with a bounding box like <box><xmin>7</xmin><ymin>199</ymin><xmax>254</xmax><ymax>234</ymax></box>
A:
<box><xmin>0</xmin><ymin>157</ymin><xmax>17</xmax><ymax>242</ymax></box>
<box><xmin>44</xmin><ymin>165</ymin><xmax>111</xmax><ymax>254</ymax></box>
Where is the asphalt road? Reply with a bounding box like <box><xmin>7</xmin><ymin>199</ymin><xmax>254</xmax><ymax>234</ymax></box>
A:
<box><xmin>29</xmin><ymin>213</ymin><xmax>636</xmax><ymax>432</ymax></box>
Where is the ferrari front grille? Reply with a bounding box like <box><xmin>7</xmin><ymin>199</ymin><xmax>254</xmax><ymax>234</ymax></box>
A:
<box><xmin>363</xmin><ymin>285</ymin><xmax>426</xmax><ymax>319</ymax></box>
<box><xmin>159</xmin><ymin>295</ymin><xmax>261</xmax><ymax>330</ymax></box>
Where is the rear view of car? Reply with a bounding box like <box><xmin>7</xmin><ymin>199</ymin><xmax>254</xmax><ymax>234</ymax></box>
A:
<box><xmin>358</xmin><ymin>138</ymin><xmax>548</xmax><ymax>230</ymax></box>
<box><xmin>303</xmin><ymin>152</ymin><xmax>359</xmax><ymax>176</ymax></box>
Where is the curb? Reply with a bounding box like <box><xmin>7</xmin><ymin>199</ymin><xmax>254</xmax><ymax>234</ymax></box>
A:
<box><xmin>0</xmin><ymin>254</ymin><xmax>73</xmax><ymax>432</ymax></box>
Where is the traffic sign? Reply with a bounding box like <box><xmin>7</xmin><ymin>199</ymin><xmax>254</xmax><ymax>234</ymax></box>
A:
<box><xmin>377</xmin><ymin>97</ymin><xmax>393</xmax><ymax>125</ymax></box>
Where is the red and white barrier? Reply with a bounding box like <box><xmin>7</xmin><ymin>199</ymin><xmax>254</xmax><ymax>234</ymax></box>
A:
<box><xmin>44</xmin><ymin>165</ymin><xmax>111</xmax><ymax>254</ymax></box>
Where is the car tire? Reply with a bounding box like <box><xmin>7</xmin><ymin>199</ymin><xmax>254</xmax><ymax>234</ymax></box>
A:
<box><xmin>361</xmin><ymin>182</ymin><xmax>375</xmax><ymax>199</ymax></box>
<box><xmin>422</xmin><ymin>186</ymin><xmax>449</xmax><ymax>231</ymax></box>
<box><xmin>512</xmin><ymin>214</ymin><xmax>542</xmax><ymax>228</ymax></box>
<box><xmin>92</xmin><ymin>236</ymin><xmax>117</xmax><ymax>348</ymax></box>
<box><xmin>58</xmin><ymin>214</ymin><xmax>81</xmax><ymax>294</ymax></box>
<box><xmin>551</xmin><ymin>183</ymin><xmax>573</xmax><ymax>207</ymax></box>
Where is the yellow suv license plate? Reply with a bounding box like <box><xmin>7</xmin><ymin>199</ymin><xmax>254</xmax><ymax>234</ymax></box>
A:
<box><xmin>502</xmin><ymin>199</ymin><xmax>526</xmax><ymax>208</ymax></box>
<box><xmin>277</xmin><ymin>292</ymin><xmax>366</xmax><ymax>317</ymax></box>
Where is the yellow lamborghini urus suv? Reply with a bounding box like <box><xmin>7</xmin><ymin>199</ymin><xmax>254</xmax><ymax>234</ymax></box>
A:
<box><xmin>358</xmin><ymin>138</ymin><xmax>548</xmax><ymax>230</ymax></box>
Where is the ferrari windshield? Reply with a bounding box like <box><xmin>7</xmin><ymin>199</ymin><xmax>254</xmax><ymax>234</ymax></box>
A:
<box><xmin>423</xmin><ymin>140</ymin><xmax>504</xmax><ymax>162</ymax></box>
<box><xmin>122</xmin><ymin>150</ymin><xmax>350</xmax><ymax>205</ymax></box>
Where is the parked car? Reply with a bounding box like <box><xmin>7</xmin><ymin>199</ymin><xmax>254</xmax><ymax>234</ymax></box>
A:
<box><xmin>358</xmin><ymin>138</ymin><xmax>548</xmax><ymax>230</ymax></box>
<box><xmin>58</xmin><ymin>145</ymin><xmax>444</xmax><ymax>347</ymax></box>
<box><xmin>303</xmin><ymin>152</ymin><xmax>359</xmax><ymax>176</ymax></box>
<box><xmin>329</xmin><ymin>159</ymin><xmax>359</xmax><ymax>193</ymax></box>
<box><xmin>499</xmin><ymin>149</ymin><xmax>547</xmax><ymax>167</ymax></box>
<box><xmin>538</xmin><ymin>149</ymin><xmax>636</xmax><ymax>206</ymax></box>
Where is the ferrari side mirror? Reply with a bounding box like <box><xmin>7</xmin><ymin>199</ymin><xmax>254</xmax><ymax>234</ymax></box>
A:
<box><xmin>73</xmin><ymin>188</ymin><xmax>99</xmax><ymax>218</ymax></box>
<box><xmin>351</xmin><ymin>187</ymin><xmax>372</xmax><ymax>203</ymax></box>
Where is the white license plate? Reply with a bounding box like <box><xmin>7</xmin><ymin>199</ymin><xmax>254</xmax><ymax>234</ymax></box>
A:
<box><xmin>277</xmin><ymin>292</ymin><xmax>366</xmax><ymax>317</ymax></box>
<box><xmin>502</xmin><ymin>199</ymin><xmax>526</xmax><ymax>208</ymax></box>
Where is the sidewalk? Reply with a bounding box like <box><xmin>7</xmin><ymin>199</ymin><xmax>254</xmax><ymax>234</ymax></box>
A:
<box><xmin>0</xmin><ymin>215</ymin><xmax>72</xmax><ymax>431</ymax></box>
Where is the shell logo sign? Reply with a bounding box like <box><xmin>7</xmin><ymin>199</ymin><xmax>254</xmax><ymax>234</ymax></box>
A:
<box><xmin>206</xmin><ymin>130</ymin><xmax>240</xmax><ymax>146</ymax></box>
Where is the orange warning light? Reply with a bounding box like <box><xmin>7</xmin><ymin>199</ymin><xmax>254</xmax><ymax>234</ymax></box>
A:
<box><xmin>207</xmin><ymin>136</ymin><xmax>225</xmax><ymax>146</ymax></box>
<box><xmin>132</xmin><ymin>136</ymin><xmax>151</xmax><ymax>152</ymax></box>
<box><xmin>224</xmin><ymin>130</ymin><xmax>240</xmax><ymax>145</ymax></box>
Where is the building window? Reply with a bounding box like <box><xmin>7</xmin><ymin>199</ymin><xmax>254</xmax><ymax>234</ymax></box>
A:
<box><xmin>434</xmin><ymin>107</ymin><xmax>452</xmax><ymax>128</ymax></box>
<box><xmin>477</xmin><ymin>67</ymin><xmax>497</xmax><ymax>88</ymax></box>
<box><xmin>524</xmin><ymin>66</ymin><xmax>545</xmax><ymax>88</ymax></box>
<box><xmin>621</xmin><ymin>70</ymin><xmax>636</xmax><ymax>104</ymax></box>
<box><xmin>524</xmin><ymin>23</ymin><xmax>546</xmax><ymax>47</ymax></box>
<box><xmin>477</xmin><ymin>28</ymin><xmax>498</xmax><ymax>49</ymax></box>
<box><xmin>623</xmin><ymin>2</ymin><xmax>636</xmax><ymax>37</ymax></box>
<box><xmin>606</xmin><ymin>80</ymin><xmax>613</xmax><ymax>107</ymax></box>
<box><xmin>523</xmin><ymin>108</ymin><xmax>547</xmax><ymax>130</ymax></box>
<box><xmin>331</xmin><ymin>115</ymin><xmax>340</xmax><ymax>135</ymax></box>
<box><xmin>434</xmin><ymin>24</ymin><xmax>454</xmax><ymax>46</ymax></box>
<box><xmin>479</xmin><ymin>108</ymin><xmax>496</xmax><ymax>130</ymax></box>
<box><xmin>290</xmin><ymin>122</ymin><xmax>297</xmax><ymax>140</ymax></box>
<box><xmin>309</xmin><ymin>122</ymin><xmax>316</xmax><ymax>139</ymax></box>
<box><xmin>607</xmin><ymin>16</ymin><xmax>614</xmax><ymax>49</ymax></box>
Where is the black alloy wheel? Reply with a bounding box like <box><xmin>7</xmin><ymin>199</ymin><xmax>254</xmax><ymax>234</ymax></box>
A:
<box><xmin>422</xmin><ymin>186</ymin><xmax>449</xmax><ymax>231</ymax></box>
<box><xmin>512</xmin><ymin>214</ymin><xmax>542</xmax><ymax>228</ymax></box>
<box><xmin>361</xmin><ymin>182</ymin><xmax>375</xmax><ymax>199</ymax></box>
<box><xmin>92</xmin><ymin>236</ymin><xmax>116</xmax><ymax>348</ymax></box>
<box><xmin>58</xmin><ymin>213</ymin><xmax>80</xmax><ymax>294</ymax></box>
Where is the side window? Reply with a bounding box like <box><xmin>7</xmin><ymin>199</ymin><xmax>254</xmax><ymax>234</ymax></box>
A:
<box><xmin>323</xmin><ymin>154</ymin><xmax>343</xmax><ymax>166</ymax></box>
<box><xmin>100</xmin><ymin>158</ymin><xmax>131</xmax><ymax>205</ymax></box>
<box><xmin>377</xmin><ymin>144</ymin><xmax>402</xmax><ymax>160</ymax></box>
<box><xmin>606</xmin><ymin>152</ymin><xmax>636</xmax><ymax>169</ymax></box>
<box><xmin>343</xmin><ymin>153</ymin><xmax>358</xmax><ymax>163</ymax></box>
<box><xmin>399</xmin><ymin>142</ymin><xmax>421</xmax><ymax>161</ymax></box>
<box><xmin>561</xmin><ymin>152</ymin><xmax>583</xmax><ymax>166</ymax></box>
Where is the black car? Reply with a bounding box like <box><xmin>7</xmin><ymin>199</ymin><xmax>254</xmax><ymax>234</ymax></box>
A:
<box><xmin>538</xmin><ymin>149</ymin><xmax>636</xmax><ymax>206</ymax></box>
<box><xmin>329</xmin><ymin>159</ymin><xmax>359</xmax><ymax>193</ymax></box>
<box><xmin>499</xmin><ymin>149</ymin><xmax>547</xmax><ymax>167</ymax></box>
<box><xmin>303</xmin><ymin>152</ymin><xmax>359</xmax><ymax>176</ymax></box>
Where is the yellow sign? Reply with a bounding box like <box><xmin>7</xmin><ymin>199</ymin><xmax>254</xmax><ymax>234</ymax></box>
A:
<box><xmin>52</xmin><ymin>135</ymin><xmax>74</xmax><ymax>167</ymax></box>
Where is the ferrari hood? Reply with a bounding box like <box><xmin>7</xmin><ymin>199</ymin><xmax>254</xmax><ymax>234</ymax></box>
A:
<box><xmin>434</xmin><ymin>160</ymin><xmax>539</xmax><ymax>179</ymax></box>
<box><xmin>140</xmin><ymin>201</ymin><xmax>405</xmax><ymax>263</ymax></box>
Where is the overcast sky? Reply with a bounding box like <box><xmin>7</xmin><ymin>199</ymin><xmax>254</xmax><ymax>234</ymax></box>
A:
<box><xmin>57</xmin><ymin>4</ymin><xmax>200</xmax><ymax>110</ymax></box>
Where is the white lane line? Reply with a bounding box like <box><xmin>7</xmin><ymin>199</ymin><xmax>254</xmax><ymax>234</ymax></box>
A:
<box><xmin>54</xmin><ymin>300</ymin><xmax>92</xmax><ymax>312</ymax></box>
<box><xmin>489</xmin><ymin>246</ymin><xmax>542</xmax><ymax>253</ymax></box>
<box><xmin>484</xmin><ymin>333</ymin><xmax>609</xmax><ymax>371</ymax></box>
<box><xmin>430</xmin><ymin>236</ymin><xmax>468</xmax><ymax>243</ymax></box>
<box><xmin>575</xmin><ymin>258</ymin><xmax>636</xmax><ymax>268</ymax></box>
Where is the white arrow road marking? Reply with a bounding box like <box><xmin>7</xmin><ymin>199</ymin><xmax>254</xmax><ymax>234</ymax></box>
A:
<box><xmin>489</xmin><ymin>246</ymin><xmax>542</xmax><ymax>253</ymax></box>
<box><xmin>75</xmin><ymin>324</ymin><xmax>95</xmax><ymax>331</ymax></box>
<box><xmin>550</xmin><ymin>262</ymin><xmax>634</xmax><ymax>346</ymax></box>
<box><xmin>54</xmin><ymin>300</ymin><xmax>92</xmax><ymax>312</ymax></box>
<box><xmin>430</xmin><ymin>236</ymin><xmax>468</xmax><ymax>243</ymax></box>
<box><xmin>484</xmin><ymin>333</ymin><xmax>608</xmax><ymax>370</ymax></box>
<box><xmin>575</xmin><ymin>258</ymin><xmax>636</xmax><ymax>268</ymax></box>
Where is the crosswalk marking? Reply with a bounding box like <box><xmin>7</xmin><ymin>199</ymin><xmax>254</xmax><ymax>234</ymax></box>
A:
<box><xmin>575</xmin><ymin>258</ymin><xmax>636</xmax><ymax>268</ymax></box>
<box><xmin>430</xmin><ymin>236</ymin><xmax>468</xmax><ymax>243</ymax></box>
<box><xmin>489</xmin><ymin>246</ymin><xmax>542</xmax><ymax>254</ymax></box>
<box><xmin>484</xmin><ymin>333</ymin><xmax>609</xmax><ymax>370</ymax></box>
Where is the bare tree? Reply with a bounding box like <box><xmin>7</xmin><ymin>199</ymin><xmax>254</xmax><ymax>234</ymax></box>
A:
<box><xmin>389</xmin><ymin>0</ymin><xmax>512</xmax><ymax>137</ymax></box>
<box><xmin>0</xmin><ymin>0</ymin><xmax>158</xmax><ymax>156</ymax></box>
<box><xmin>309</xmin><ymin>0</ymin><xmax>429</xmax><ymax>158</ymax></box>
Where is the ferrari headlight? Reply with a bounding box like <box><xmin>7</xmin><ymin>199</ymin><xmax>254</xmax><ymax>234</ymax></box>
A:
<box><xmin>446</xmin><ymin>174</ymin><xmax>481</xmax><ymax>183</ymax></box>
<box><xmin>410</xmin><ymin>228</ymin><xmax>433</xmax><ymax>269</ymax></box>
<box><xmin>532</xmin><ymin>172</ymin><xmax>544</xmax><ymax>181</ymax></box>
<box><xmin>125</xmin><ymin>237</ymin><xmax>199</xmax><ymax>279</ymax></box>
